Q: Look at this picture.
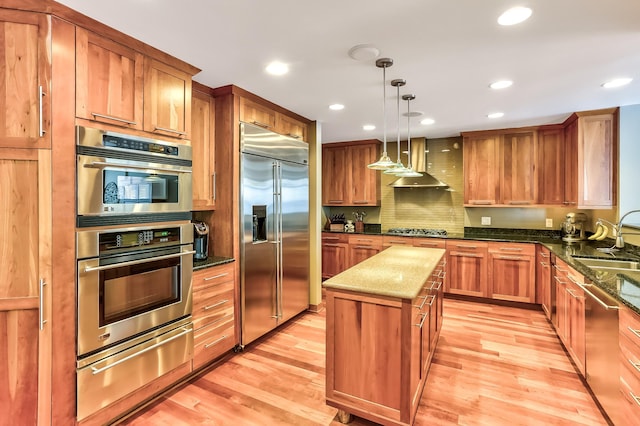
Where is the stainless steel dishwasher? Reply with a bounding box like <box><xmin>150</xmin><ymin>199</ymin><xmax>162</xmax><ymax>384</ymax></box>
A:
<box><xmin>579</xmin><ymin>280</ymin><xmax>620</xmax><ymax>425</ymax></box>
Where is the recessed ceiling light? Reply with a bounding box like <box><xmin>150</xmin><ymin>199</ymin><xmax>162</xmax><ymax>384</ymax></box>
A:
<box><xmin>490</xmin><ymin>80</ymin><xmax>513</xmax><ymax>89</ymax></box>
<box><xmin>421</xmin><ymin>118</ymin><xmax>435</xmax><ymax>125</ymax></box>
<box><xmin>265</xmin><ymin>61</ymin><xmax>289</xmax><ymax>76</ymax></box>
<box><xmin>348</xmin><ymin>44</ymin><xmax>380</xmax><ymax>61</ymax></box>
<box><xmin>329</xmin><ymin>104</ymin><xmax>345</xmax><ymax>111</ymax></box>
<box><xmin>363</xmin><ymin>124</ymin><xmax>376</xmax><ymax>131</ymax></box>
<box><xmin>601</xmin><ymin>78</ymin><xmax>632</xmax><ymax>88</ymax></box>
<box><xmin>488</xmin><ymin>112</ymin><xmax>504</xmax><ymax>119</ymax></box>
<box><xmin>498</xmin><ymin>7</ymin><xmax>532</xmax><ymax>26</ymax></box>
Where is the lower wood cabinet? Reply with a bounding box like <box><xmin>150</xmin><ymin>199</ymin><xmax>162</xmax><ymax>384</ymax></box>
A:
<box><xmin>620</xmin><ymin>307</ymin><xmax>640</xmax><ymax>423</ymax></box>
<box><xmin>536</xmin><ymin>245</ymin><xmax>552</xmax><ymax>319</ymax></box>
<box><xmin>325</xmin><ymin>254</ymin><xmax>445</xmax><ymax>425</ymax></box>
<box><xmin>487</xmin><ymin>242</ymin><xmax>536</xmax><ymax>303</ymax></box>
<box><xmin>191</xmin><ymin>262</ymin><xmax>236</xmax><ymax>370</ymax></box>
<box><xmin>321</xmin><ymin>233</ymin><xmax>349</xmax><ymax>279</ymax></box>
<box><xmin>445</xmin><ymin>240</ymin><xmax>489</xmax><ymax>298</ymax></box>
<box><xmin>347</xmin><ymin>235</ymin><xmax>383</xmax><ymax>268</ymax></box>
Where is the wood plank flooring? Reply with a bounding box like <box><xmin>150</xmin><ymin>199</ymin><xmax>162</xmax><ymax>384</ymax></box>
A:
<box><xmin>118</xmin><ymin>299</ymin><xmax>608</xmax><ymax>426</ymax></box>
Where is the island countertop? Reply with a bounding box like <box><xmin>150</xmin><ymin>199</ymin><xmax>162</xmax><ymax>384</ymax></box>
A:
<box><xmin>323</xmin><ymin>246</ymin><xmax>446</xmax><ymax>299</ymax></box>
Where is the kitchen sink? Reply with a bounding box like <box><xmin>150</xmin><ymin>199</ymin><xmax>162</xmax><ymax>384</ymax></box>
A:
<box><xmin>572</xmin><ymin>256</ymin><xmax>640</xmax><ymax>271</ymax></box>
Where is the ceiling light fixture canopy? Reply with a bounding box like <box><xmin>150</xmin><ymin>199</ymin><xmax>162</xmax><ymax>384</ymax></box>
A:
<box><xmin>384</xmin><ymin>78</ymin><xmax>410</xmax><ymax>175</ymax></box>
<box><xmin>368</xmin><ymin>58</ymin><xmax>396</xmax><ymax>170</ymax></box>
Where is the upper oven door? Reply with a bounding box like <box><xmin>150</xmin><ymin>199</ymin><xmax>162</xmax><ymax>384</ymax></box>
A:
<box><xmin>77</xmin><ymin>154</ymin><xmax>192</xmax><ymax>216</ymax></box>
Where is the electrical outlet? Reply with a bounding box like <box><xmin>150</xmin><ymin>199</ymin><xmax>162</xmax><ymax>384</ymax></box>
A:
<box><xmin>481</xmin><ymin>216</ymin><xmax>491</xmax><ymax>226</ymax></box>
<box><xmin>546</xmin><ymin>218</ymin><xmax>553</xmax><ymax>228</ymax></box>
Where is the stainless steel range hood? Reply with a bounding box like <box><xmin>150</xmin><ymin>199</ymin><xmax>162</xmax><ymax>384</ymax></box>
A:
<box><xmin>389</xmin><ymin>137</ymin><xmax>449</xmax><ymax>188</ymax></box>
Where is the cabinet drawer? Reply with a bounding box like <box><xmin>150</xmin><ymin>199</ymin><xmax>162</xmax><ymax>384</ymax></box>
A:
<box><xmin>383</xmin><ymin>236</ymin><xmax>412</xmax><ymax>246</ymax></box>
<box><xmin>488</xmin><ymin>242</ymin><xmax>535</xmax><ymax>256</ymax></box>
<box><xmin>192</xmin><ymin>320</ymin><xmax>235</xmax><ymax>370</ymax></box>
<box><xmin>322</xmin><ymin>233</ymin><xmax>349</xmax><ymax>244</ymax></box>
<box><xmin>193</xmin><ymin>263</ymin><xmax>234</xmax><ymax>291</ymax></box>
<box><xmin>621</xmin><ymin>308</ymin><xmax>640</xmax><ymax>351</ymax></box>
<box><xmin>620</xmin><ymin>375</ymin><xmax>640</xmax><ymax>422</ymax></box>
<box><xmin>192</xmin><ymin>287</ymin><xmax>234</xmax><ymax>330</ymax></box>
<box><xmin>348</xmin><ymin>234</ymin><xmax>383</xmax><ymax>248</ymax></box>
<box><xmin>412</xmin><ymin>238</ymin><xmax>446</xmax><ymax>249</ymax></box>
<box><xmin>446</xmin><ymin>240</ymin><xmax>488</xmax><ymax>251</ymax></box>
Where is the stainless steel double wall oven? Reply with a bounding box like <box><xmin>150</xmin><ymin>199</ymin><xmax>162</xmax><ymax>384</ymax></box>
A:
<box><xmin>75</xmin><ymin>126</ymin><xmax>194</xmax><ymax>420</ymax></box>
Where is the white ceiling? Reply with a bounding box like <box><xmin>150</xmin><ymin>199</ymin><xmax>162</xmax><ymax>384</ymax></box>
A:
<box><xmin>56</xmin><ymin>0</ymin><xmax>640</xmax><ymax>143</ymax></box>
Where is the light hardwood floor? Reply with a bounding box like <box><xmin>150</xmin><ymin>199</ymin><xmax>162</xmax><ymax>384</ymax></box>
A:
<box><xmin>118</xmin><ymin>299</ymin><xmax>608</xmax><ymax>425</ymax></box>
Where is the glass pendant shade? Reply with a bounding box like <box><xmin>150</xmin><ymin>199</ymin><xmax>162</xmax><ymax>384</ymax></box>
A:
<box><xmin>368</xmin><ymin>58</ymin><xmax>395</xmax><ymax>170</ymax></box>
<box><xmin>395</xmin><ymin>94</ymin><xmax>422</xmax><ymax>177</ymax></box>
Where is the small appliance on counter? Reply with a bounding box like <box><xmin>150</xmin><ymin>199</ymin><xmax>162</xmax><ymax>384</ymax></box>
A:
<box><xmin>561</xmin><ymin>212</ymin><xmax>588</xmax><ymax>243</ymax></box>
<box><xmin>193</xmin><ymin>221</ymin><xmax>210</xmax><ymax>259</ymax></box>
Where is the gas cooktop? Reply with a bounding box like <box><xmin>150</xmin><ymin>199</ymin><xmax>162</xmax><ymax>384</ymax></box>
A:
<box><xmin>386</xmin><ymin>228</ymin><xmax>448</xmax><ymax>236</ymax></box>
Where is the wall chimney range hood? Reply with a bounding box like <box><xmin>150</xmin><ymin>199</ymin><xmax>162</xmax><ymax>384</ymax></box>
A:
<box><xmin>389</xmin><ymin>137</ymin><xmax>449</xmax><ymax>188</ymax></box>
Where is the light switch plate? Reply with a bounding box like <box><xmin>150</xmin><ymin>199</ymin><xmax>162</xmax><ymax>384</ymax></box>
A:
<box><xmin>546</xmin><ymin>218</ymin><xmax>553</xmax><ymax>228</ymax></box>
<box><xmin>481</xmin><ymin>216</ymin><xmax>491</xmax><ymax>225</ymax></box>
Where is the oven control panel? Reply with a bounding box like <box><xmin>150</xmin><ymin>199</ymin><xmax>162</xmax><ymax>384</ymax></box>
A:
<box><xmin>99</xmin><ymin>227</ymin><xmax>181</xmax><ymax>252</ymax></box>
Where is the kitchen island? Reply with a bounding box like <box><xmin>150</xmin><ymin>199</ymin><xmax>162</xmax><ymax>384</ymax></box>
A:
<box><xmin>323</xmin><ymin>246</ymin><xmax>446</xmax><ymax>426</ymax></box>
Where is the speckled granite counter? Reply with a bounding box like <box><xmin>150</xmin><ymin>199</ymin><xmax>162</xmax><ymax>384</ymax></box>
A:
<box><xmin>193</xmin><ymin>255</ymin><xmax>235</xmax><ymax>271</ymax></box>
<box><xmin>323</xmin><ymin>246</ymin><xmax>446</xmax><ymax>299</ymax></box>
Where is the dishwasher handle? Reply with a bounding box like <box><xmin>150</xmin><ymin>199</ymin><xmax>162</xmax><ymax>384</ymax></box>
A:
<box><xmin>578</xmin><ymin>283</ymin><xmax>620</xmax><ymax>311</ymax></box>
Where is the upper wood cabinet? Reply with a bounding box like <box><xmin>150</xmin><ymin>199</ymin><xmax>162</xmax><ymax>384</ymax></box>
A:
<box><xmin>538</xmin><ymin>127</ymin><xmax>567</xmax><ymax>205</ymax></box>
<box><xmin>501</xmin><ymin>131</ymin><xmax>537</xmax><ymax>206</ymax></box>
<box><xmin>143</xmin><ymin>58</ymin><xmax>192</xmax><ymax>139</ymax></box>
<box><xmin>463</xmin><ymin>134</ymin><xmax>500</xmax><ymax>205</ymax></box>
<box><xmin>239</xmin><ymin>96</ymin><xmax>308</xmax><ymax>141</ymax></box>
<box><xmin>322</xmin><ymin>140</ymin><xmax>380</xmax><ymax>206</ymax></box>
<box><xmin>75</xmin><ymin>28</ymin><xmax>143</xmax><ymax>130</ymax></box>
<box><xmin>0</xmin><ymin>11</ymin><xmax>51</xmax><ymax>149</ymax></box>
<box><xmin>191</xmin><ymin>87</ymin><xmax>216</xmax><ymax>210</ymax></box>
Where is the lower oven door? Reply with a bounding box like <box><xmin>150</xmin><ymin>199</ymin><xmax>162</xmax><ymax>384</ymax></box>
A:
<box><xmin>76</xmin><ymin>318</ymin><xmax>193</xmax><ymax>421</ymax></box>
<box><xmin>77</xmin><ymin>245</ymin><xmax>193</xmax><ymax>356</ymax></box>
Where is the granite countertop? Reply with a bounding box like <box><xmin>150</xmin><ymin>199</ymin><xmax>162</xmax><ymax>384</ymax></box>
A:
<box><xmin>323</xmin><ymin>246</ymin><xmax>446</xmax><ymax>300</ymax></box>
<box><xmin>193</xmin><ymin>255</ymin><xmax>235</xmax><ymax>271</ymax></box>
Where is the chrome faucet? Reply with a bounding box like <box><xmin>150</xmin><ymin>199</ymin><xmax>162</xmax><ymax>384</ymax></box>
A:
<box><xmin>615</xmin><ymin>209</ymin><xmax>640</xmax><ymax>248</ymax></box>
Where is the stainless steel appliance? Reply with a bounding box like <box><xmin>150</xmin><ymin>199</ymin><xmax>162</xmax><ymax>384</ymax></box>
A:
<box><xmin>193</xmin><ymin>220</ymin><xmax>210</xmax><ymax>260</ymax></box>
<box><xmin>240</xmin><ymin>123</ymin><xmax>309</xmax><ymax>346</ymax></box>
<box><xmin>76</xmin><ymin>222</ymin><xmax>194</xmax><ymax>356</ymax></box>
<box><xmin>76</xmin><ymin>222</ymin><xmax>195</xmax><ymax>420</ymax></box>
<box><xmin>561</xmin><ymin>212</ymin><xmax>588</xmax><ymax>242</ymax></box>
<box><xmin>76</xmin><ymin>125</ymin><xmax>192</xmax><ymax>227</ymax></box>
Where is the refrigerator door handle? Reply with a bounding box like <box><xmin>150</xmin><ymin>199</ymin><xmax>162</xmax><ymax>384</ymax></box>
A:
<box><xmin>277</xmin><ymin>163</ymin><xmax>284</xmax><ymax>319</ymax></box>
<box><xmin>272</xmin><ymin>162</ymin><xmax>283</xmax><ymax>320</ymax></box>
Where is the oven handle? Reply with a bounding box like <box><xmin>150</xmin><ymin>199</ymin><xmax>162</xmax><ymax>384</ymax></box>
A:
<box><xmin>84</xmin><ymin>161</ymin><xmax>192</xmax><ymax>174</ymax></box>
<box><xmin>90</xmin><ymin>326</ymin><xmax>192</xmax><ymax>375</ymax></box>
<box><xmin>83</xmin><ymin>250</ymin><xmax>196</xmax><ymax>273</ymax></box>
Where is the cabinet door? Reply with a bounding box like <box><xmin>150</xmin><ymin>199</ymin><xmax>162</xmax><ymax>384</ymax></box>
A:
<box><xmin>348</xmin><ymin>236</ymin><xmax>382</xmax><ymax>268</ymax></box>
<box><xmin>554</xmin><ymin>265</ymin><xmax>569</xmax><ymax>345</ymax></box>
<box><xmin>277</xmin><ymin>113</ymin><xmax>307</xmax><ymax>141</ymax></box>
<box><xmin>350</xmin><ymin>143</ymin><xmax>380</xmax><ymax>206</ymax></box>
<box><xmin>239</xmin><ymin>97</ymin><xmax>276</xmax><ymax>131</ymax></box>
<box><xmin>566</xmin><ymin>279</ymin><xmax>585</xmax><ymax>375</ymax></box>
<box><xmin>446</xmin><ymin>241</ymin><xmax>488</xmax><ymax>297</ymax></box>
<box><xmin>322</xmin><ymin>242</ymin><xmax>348</xmax><ymax>279</ymax></box>
<box><xmin>501</xmin><ymin>132</ymin><xmax>537</xmax><ymax>206</ymax></box>
<box><xmin>143</xmin><ymin>58</ymin><xmax>191</xmax><ymax>139</ymax></box>
<box><xmin>75</xmin><ymin>28</ymin><xmax>143</xmax><ymax>130</ymax></box>
<box><xmin>191</xmin><ymin>90</ymin><xmax>216</xmax><ymax>210</ymax></box>
<box><xmin>577</xmin><ymin>113</ymin><xmax>615</xmax><ymax>208</ymax></box>
<box><xmin>563</xmin><ymin>119</ymin><xmax>578</xmax><ymax>206</ymax></box>
<box><xmin>463</xmin><ymin>135</ymin><xmax>499</xmax><ymax>205</ymax></box>
<box><xmin>488</xmin><ymin>243</ymin><xmax>536</xmax><ymax>303</ymax></box>
<box><xmin>538</xmin><ymin>128</ymin><xmax>565</xmax><ymax>205</ymax></box>
<box><xmin>0</xmin><ymin>149</ymin><xmax>51</xmax><ymax>424</ymax></box>
<box><xmin>0</xmin><ymin>12</ymin><xmax>50</xmax><ymax>149</ymax></box>
<box><xmin>322</xmin><ymin>145</ymin><xmax>349</xmax><ymax>205</ymax></box>
<box><xmin>536</xmin><ymin>246</ymin><xmax>552</xmax><ymax>319</ymax></box>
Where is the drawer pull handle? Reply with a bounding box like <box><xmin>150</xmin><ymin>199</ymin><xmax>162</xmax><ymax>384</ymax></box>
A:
<box><xmin>323</xmin><ymin>237</ymin><xmax>340</xmax><ymax>241</ymax></box>
<box><xmin>154</xmin><ymin>126</ymin><xmax>187</xmax><ymax>136</ymax></box>
<box><xmin>353</xmin><ymin>201</ymin><xmax>369</xmax><ymax>204</ymax></box>
<box><xmin>328</xmin><ymin>200</ymin><xmax>344</xmax><ymax>203</ymax></box>
<box><xmin>499</xmin><ymin>247</ymin><xmax>524</xmax><ymax>252</ymax></box>
<box><xmin>415</xmin><ymin>312</ymin><xmax>429</xmax><ymax>328</ymax></box>
<box><xmin>204</xmin><ymin>335</ymin><xmax>228</xmax><ymax>349</ymax></box>
<box><xmin>91</xmin><ymin>112</ymin><xmax>137</xmax><ymax>126</ymax></box>
<box><xmin>204</xmin><ymin>300</ymin><xmax>228</xmax><ymax>310</ymax></box>
<box><xmin>496</xmin><ymin>255</ymin><xmax>524</xmax><ymax>261</ymax></box>
<box><xmin>324</xmin><ymin>243</ymin><xmax>340</xmax><ymax>247</ymax></box>
<box><xmin>413</xmin><ymin>295</ymin><xmax>428</xmax><ymax>310</ymax></box>
<box><xmin>251</xmin><ymin>120</ymin><xmax>270</xmax><ymax>129</ymax></box>
<box><xmin>285</xmin><ymin>133</ymin><xmax>301</xmax><ymax>139</ymax></box>
<box><xmin>631</xmin><ymin>391</ymin><xmax>640</xmax><ymax>407</ymax></box>
<box><xmin>452</xmin><ymin>253</ymin><xmax>482</xmax><ymax>258</ymax></box>
<box><xmin>629</xmin><ymin>358</ymin><xmax>640</xmax><ymax>374</ymax></box>
<box><xmin>204</xmin><ymin>272</ymin><xmax>229</xmax><ymax>281</ymax></box>
<box><xmin>628</xmin><ymin>326</ymin><xmax>640</xmax><ymax>340</ymax></box>
<box><xmin>456</xmin><ymin>244</ymin><xmax>478</xmax><ymax>249</ymax></box>
<box><xmin>39</xmin><ymin>86</ymin><xmax>46</xmax><ymax>136</ymax></box>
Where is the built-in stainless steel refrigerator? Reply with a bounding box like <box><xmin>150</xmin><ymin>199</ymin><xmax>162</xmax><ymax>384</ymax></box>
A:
<box><xmin>240</xmin><ymin>123</ymin><xmax>309</xmax><ymax>346</ymax></box>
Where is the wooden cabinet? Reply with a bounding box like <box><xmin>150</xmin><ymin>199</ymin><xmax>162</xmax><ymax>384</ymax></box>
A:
<box><xmin>347</xmin><ymin>234</ymin><xmax>383</xmax><ymax>268</ymax></box>
<box><xmin>562</xmin><ymin>118</ymin><xmax>579</xmax><ymax>205</ymax></box>
<box><xmin>143</xmin><ymin>58</ymin><xmax>192</xmax><ymax>139</ymax></box>
<box><xmin>538</xmin><ymin>127</ymin><xmax>568</xmax><ymax>205</ymax></box>
<box><xmin>553</xmin><ymin>258</ymin><xmax>585</xmax><ymax>375</ymax></box>
<box><xmin>501</xmin><ymin>131</ymin><xmax>537</xmax><ymax>206</ymax></box>
<box><xmin>463</xmin><ymin>134</ymin><xmax>500</xmax><ymax>205</ymax></box>
<box><xmin>445</xmin><ymin>240</ymin><xmax>488</xmax><ymax>297</ymax></box>
<box><xmin>487</xmin><ymin>242</ymin><xmax>536</xmax><ymax>303</ymax></box>
<box><xmin>325</xmin><ymin>252</ymin><xmax>445</xmax><ymax>425</ymax></box>
<box><xmin>191</xmin><ymin>263</ymin><xmax>236</xmax><ymax>371</ymax></box>
<box><xmin>412</xmin><ymin>238</ymin><xmax>446</xmax><ymax>249</ymax></box>
<box><xmin>322</xmin><ymin>140</ymin><xmax>380</xmax><ymax>206</ymax></box>
<box><xmin>0</xmin><ymin>11</ymin><xmax>51</xmax><ymax>149</ymax></box>
<box><xmin>566</xmin><ymin>110</ymin><xmax>617</xmax><ymax>209</ymax></box>
<box><xmin>191</xmin><ymin>86</ymin><xmax>216</xmax><ymax>210</ymax></box>
<box><xmin>382</xmin><ymin>235</ymin><xmax>413</xmax><ymax>247</ymax></box>
<box><xmin>239</xmin><ymin>96</ymin><xmax>309</xmax><ymax>141</ymax></box>
<box><xmin>536</xmin><ymin>245</ymin><xmax>552</xmax><ymax>319</ymax></box>
<box><xmin>0</xmin><ymin>149</ymin><xmax>52</xmax><ymax>424</ymax></box>
<box><xmin>277</xmin><ymin>113</ymin><xmax>307</xmax><ymax>140</ymax></box>
<box><xmin>321</xmin><ymin>233</ymin><xmax>349</xmax><ymax>279</ymax></box>
<box><xmin>619</xmin><ymin>307</ymin><xmax>640</xmax><ymax>423</ymax></box>
<box><xmin>75</xmin><ymin>28</ymin><xmax>143</xmax><ymax>130</ymax></box>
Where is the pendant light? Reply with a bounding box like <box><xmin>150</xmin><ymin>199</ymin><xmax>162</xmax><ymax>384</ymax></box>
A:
<box><xmin>395</xmin><ymin>94</ymin><xmax>422</xmax><ymax>177</ymax></box>
<box><xmin>367</xmin><ymin>58</ymin><xmax>395</xmax><ymax>170</ymax></box>
<box><xmin>384</xmin><ymin>78</ymin><xmax>409</xmax><ymax>175</ymax></box>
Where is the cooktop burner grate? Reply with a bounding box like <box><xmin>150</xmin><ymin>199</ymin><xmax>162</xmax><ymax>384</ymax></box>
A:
<box><xmin>387</xmin><ymin>228</ymin><xmax>448</xmax><ymax>236</ymax></box>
